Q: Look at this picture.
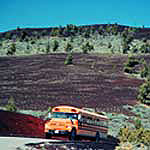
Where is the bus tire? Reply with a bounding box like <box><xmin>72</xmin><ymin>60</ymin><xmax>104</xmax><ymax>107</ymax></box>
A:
<box><xmin>45</xmin><ymin>132</ymin><xmax>51</xmax><ymax>139</ymax></box>
<box><xmin>69</xmin><ymin>128</ymin><xmax>76</xmax><ymax>141</ymax></box>
<box><xmin>95</xmin><ymin>131</ymin><xmax>100</xmax><ymax>143</ymax></box>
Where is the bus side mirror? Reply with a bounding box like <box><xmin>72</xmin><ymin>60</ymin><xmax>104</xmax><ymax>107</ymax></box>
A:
<box><xmin>78</xmin><ymin>114</ymin><xmax>81</xmax><ymax>120</ymax></box>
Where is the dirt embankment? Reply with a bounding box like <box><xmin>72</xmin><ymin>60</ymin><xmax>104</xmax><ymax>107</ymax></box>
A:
<box><xmin>0</xmin><ymin>110</ymin><xmax>44</xmax><ymax>138</ymax></box>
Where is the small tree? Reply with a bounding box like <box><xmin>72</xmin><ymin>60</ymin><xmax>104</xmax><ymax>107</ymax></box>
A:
<box><xmin>5</xmin><ymin>97</ymin><xmax>17</xmax><ymax>112</ymax></box>
<box><xmin>64</xmin><ymin>52</ymin><xmax>73</xmax><ymax>65</ymax></box>
<box><xmin>7</xmin><ymin>42</ymin><xmax>16</xmax><ymax>55</ymax></box>
<box><xmin>123</xmin><ymin>56</ymin><xmax>139</xmax><ymax>74</ymax></box>
<box><xmin>65</xmin><ymin>42</ymin><xmax>73</xmax><ymax>52</ymax></box>
<box><xmin>122</xmin><ymin>39</ymin><xmax>130</xmax><ymax>54</ymax></box>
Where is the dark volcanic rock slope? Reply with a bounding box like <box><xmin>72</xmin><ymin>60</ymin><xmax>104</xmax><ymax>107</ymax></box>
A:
<box><xmin>0</xmin><ymin>54</ymin><xmax>144</xmax><ymax>113</ymax></box>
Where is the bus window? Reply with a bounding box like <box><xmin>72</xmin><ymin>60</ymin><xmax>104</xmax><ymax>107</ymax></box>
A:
<box><xmin>51</xmin><ymin>112</ymin><xmax>78</xmax><ymax>120</ymax></box>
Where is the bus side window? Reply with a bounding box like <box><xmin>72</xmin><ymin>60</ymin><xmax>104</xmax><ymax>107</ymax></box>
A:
<box><xmin>80</xmin><ymin>116</ymin><xmax>85</xmax><ymax>123</ymax></box>
<box><xmin>96</xmin><ymin>119</ymin><xmax>100</xmax><ymax>126</ymax></box>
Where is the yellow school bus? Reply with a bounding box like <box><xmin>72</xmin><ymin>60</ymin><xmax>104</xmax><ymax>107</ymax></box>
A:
<box><xmin>44</xmin><ymin>105</ymin><xmax>108</xmax><ymax>141</ymax></box>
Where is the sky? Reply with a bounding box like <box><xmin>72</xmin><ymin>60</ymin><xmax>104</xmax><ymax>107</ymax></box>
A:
<box><xmin>1</xmin><ymin>0</ymin><xmax>150</xmax><ymax>32</ymax></box>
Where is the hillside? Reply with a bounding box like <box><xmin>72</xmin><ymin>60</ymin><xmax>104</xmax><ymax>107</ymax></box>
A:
<box><xmin>0</xmin><ymin>24</ymin><xmax>150</xmax><ymax>56</ymax></box>
<box><xmin>0</xmin><ymin>53</ymin><xmax>146</xmax><ymax>114</ymax></box>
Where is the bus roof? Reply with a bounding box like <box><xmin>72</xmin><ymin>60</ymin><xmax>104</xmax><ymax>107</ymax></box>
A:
<box><xmin>52</xmin><ymin>105</ymin><xmax>108</xmax><ymax>120</ymax></box>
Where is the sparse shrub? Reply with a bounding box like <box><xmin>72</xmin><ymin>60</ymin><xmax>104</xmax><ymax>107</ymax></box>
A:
<box><xmin>50</xmin><ymin>28</ymin><xmax>60</xmax><ymax>36</ymax></box>
<box><xmin>64</xmin><ymin>52</ymin><xmax>73</xmax><ymax>65</ymax></box>
<box><xmin>83</xmin><ymin>29</ymin><xmax>90</xmax><ymax>38</ymax></box>
<box><xmin>134</xmin><ymin>118</ymin><xmax>142</xmax><ymax>129</ymax></box>
<box><xmin>31</xmin><ymin>40</ymin><xmax>36</xmax><ymax>44</ymax></box>
<box><xmin>137</xmin><ymin>78</ymin><xmax>150</xmax><ymax>104</ymax></box>
<box><xmin>26</xmin><ymin>44</ymin><xmax>30</xmax><ymax>50</ymax></box>
<box><xmin>123</xmin><ymin>56</ymin><xmax>139</xmax><ymax>74</ymax></box>
<box><xmin>5</xmin><ymin>97</ymin><xmax>17</xmax><ymax>112</ymax></box>
<box><xmin>131</xmin><ymin>45</ymin><xmax>138</xmax><ymax>53</ymax></box>
<box><xmin>122</xmin><ymin>39</ymin><xmax>130</xmax><ymax>54</ymax></box>
<box><xmin>123</xmin><ymin>66</ymin><xmax>134</xmax><ymax>74</ymax></box>
<box><xmin>5</xmin><ymin>32</ymin><xmax>12</xmax><ymax>40</ymax></box>
<box><xmin>108</xmin><ymin>42</ymin><xmax>112</xmax><ymax>49</ymax></box>
<box><xmin>119</xmin><ymin>126</ymin><xmax>150</xmax><ymax>146</ymax></box>
<box><xmin>111</xmin><ymin>24</ymin><xmax>118</xmax><ymax>35</ymax></box>
<box><xmin>20</xmin><ymin>31</ymin><xmax>28</xmax><ymax>41</ymax></box>
<box><xmin>140</xmin><ymin>42</ymin><xmax>150</xmax><ymax>53</ymax></box>
<box><xmin>105</xmin><ymin>24</ymin><xmax>111</xmax><ymax>35</ymax></box>
<box><xmin>0</xmin><ymin>42</ymin><xmax>2</xmax><ymax>47</ymax></box>
<box><xmin>41</xmin><ymin>30</ymin><xmax>47</xmax><ymax>36</ymax></box>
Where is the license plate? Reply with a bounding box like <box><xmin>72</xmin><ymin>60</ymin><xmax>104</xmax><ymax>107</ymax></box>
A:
<box><xmin>55</xmin><ymin>130</ymin><xmax>59</xmax><ymax>134</ymax></box>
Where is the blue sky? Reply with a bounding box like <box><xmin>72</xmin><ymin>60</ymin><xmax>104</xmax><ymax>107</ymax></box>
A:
<box><xmin>1</xmin><ymin>0</ymin><xmax>150</xmax><ymax>32</ymax></box>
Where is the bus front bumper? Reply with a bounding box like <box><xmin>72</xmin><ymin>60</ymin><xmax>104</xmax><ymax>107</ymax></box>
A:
<box><xmin>48</xmin><ymin>130</ymin><xmax>70</xmax><ymax>135</ymax></box>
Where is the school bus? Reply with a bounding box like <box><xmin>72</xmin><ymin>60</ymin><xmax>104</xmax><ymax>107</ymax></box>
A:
<box><xmin>44</xmin><ymin>105</ymin><xmax>109</xmax><ymax>141</ymax></box>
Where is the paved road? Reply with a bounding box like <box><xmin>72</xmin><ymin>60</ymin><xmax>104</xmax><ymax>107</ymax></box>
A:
<box><xmin>0</xmin><ymin>137</ymin><xmax>60</xmax><ymax>150</ymax></box>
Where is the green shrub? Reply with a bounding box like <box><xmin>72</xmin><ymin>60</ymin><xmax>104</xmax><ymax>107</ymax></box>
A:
<box><xmin>137</xmin><ymin>78</ymin><xmax>150</xmax><ymax>104</ymax></box>
<box><xmin>5</xmin><ymin>32</ymin><xmax>12</xmax><ymax>39</ymax></box>
<box><xmin>123</xmin><ymin>66</ymin><xmax>134</xmax><ymax>74</ymax></box>
<box><xmin>127</xmin><ymin>56</ymin><xmax>139</xmax><ymax>67</ymax></box>
<box><xmin>81</xmin><ymin>42</ymin><xmax>94</xmax><ymax>54</ymax></box>
<box><xmin>5</xmin><ymin>97</ymin><xmax>17</xmax><ymax>112</ymax></box>
<box><xmin>140</xmin><ymin>60</ymin><xmax>150</xmax><ymax>78</ymax></box>
<box><xmin>31</xmin><ymin>40</ymin><xmax>36</xmax><ymax>44</ymax></box>
<box><xmin>119</xmin><ymin>127</ymin><xmax>150</xmax><ymax>145</ymax></box>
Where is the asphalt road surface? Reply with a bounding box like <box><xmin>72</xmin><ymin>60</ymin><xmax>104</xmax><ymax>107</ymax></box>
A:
<box><xmin>0</xmin><ymin>137</ymin><xmax>60</xmax><ymax>150</ymax></box>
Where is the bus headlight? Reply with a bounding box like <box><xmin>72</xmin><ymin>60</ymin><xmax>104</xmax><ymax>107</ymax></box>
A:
<box><xmin>45</xmin><ymin>124</ymin><xmax>49</xmax><ymax>129</ymax></box>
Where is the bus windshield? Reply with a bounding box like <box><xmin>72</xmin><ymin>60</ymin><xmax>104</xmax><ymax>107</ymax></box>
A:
<box><xmin>51</xmin><ymin>112</ymin><xmax>78</xmax><ymax>120</ymax></box>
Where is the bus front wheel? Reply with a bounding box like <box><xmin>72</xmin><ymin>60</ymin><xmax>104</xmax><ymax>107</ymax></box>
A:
<box><xmin>69</xmin><ymin>129</ymin><xmax>76</xmax><ymax>141</ymax></box>
<box><xmin>45</xmin><ymin>132</ymin><xmax>51</xmax><ymax>139</ymax></box>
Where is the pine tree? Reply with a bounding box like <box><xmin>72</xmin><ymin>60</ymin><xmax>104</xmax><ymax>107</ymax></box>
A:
<box><xmin>65</xmin><ymin>42</ymin><xmax>73</xmax><ymax>52</ymax></box>
<box><xmin>52</xmin><ymin>40</ymin><xmax>59</xmax><ymax>52</ymax></box>
<box><xmin>64</xmin><ymin>52</ymin><xmax>73</xmax><ymax>65</ymax></box>
<box><xmin>82</xmin><ymin>42</ymin><xmax>94</xmax><ymax>54</ymax></box>
<box><xmin>46</xmin><ymin>41</ymin><xmax>50</xmax><ymax>54</ymax></box>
